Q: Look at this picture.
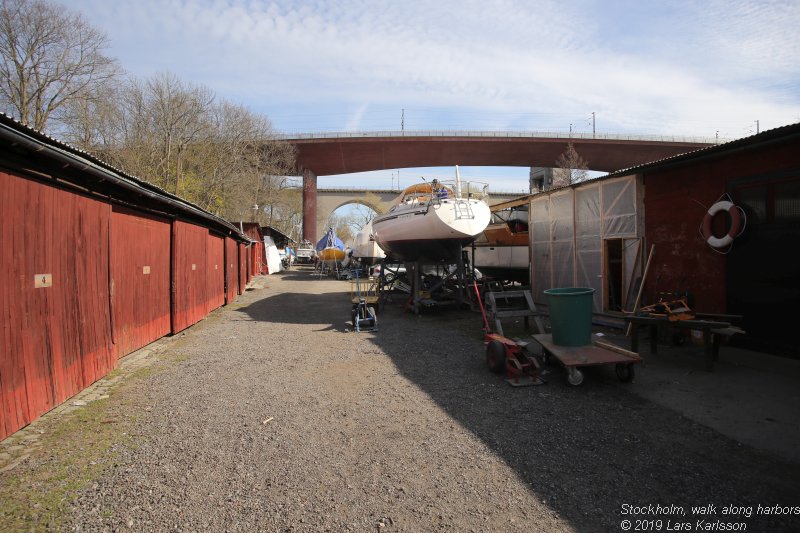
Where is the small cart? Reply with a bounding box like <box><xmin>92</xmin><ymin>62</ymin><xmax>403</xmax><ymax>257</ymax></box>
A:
<box><xmin>350</xmin><ymin>274</ymin><xmax>379</xmax><ymax>332</ymax></box>
<box><xmin>530</xmin><ymin>334</ymin><xmax>641</xmax><ymax>386</ymax></box>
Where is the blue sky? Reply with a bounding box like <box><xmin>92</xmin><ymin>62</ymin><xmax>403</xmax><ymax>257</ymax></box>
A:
<box><xmin>72</xmin><ymin>0</ymin><xmax>800</xmax><ymax>193</ymax></box>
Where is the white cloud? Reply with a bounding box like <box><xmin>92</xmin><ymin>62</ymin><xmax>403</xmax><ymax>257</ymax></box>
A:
<box><xmin>70</xmin><ymin>0</ymin><xmax>800</xmax><ymax>187</ymax></box>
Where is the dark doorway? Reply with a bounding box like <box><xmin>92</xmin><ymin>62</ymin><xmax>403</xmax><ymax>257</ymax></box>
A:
<box><xmin>605</xmin><ymin>238</ymin><xmax>624</xmax><ymax>312</ymax></box>
<box><xmin>729</xmin><ymin>176</ymin><xmax>800</xmax><ymax>357</ymax></box>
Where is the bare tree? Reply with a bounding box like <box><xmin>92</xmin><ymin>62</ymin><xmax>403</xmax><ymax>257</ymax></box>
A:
<box><xmin>0</xmin><ymin>0</ymin><xmax>119</xmax><ymax>131</ymax></box>
<box><xmin>146</xmin><ymin>72</ymin><xmax>214</xmax><ymax>194</ymax></box>
<box><xmin>553</xmin><ymin>142</ymin><xmax>589</xmax><ymax>187</ymax></box>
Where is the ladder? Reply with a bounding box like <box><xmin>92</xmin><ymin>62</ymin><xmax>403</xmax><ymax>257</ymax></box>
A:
<box><xmin>485</xmin><ymin>289</ymin><xmax>544</xmax><ymax>337</ymax></box>
<box><xmin>453</xmin><ymin>199</ymin><xmax>475</xmax><ymax>220</ymax></box>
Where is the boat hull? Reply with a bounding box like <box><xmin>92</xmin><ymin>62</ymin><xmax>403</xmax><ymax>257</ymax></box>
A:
<box><xmin>318</xmin><ymin>247</ymin><xmax>346</xmax><ymax>263</ymax></box>
<box><xmin>351</xmin><ymin>220</ymin><xmax>386</xmax><ymax>265</ymax></box>
<box><xmin>373</xmin><ymin>199</ymin><xmax>491</xmax><ymax>262</ymax></box>
<box><xmin>472</xmin><ymin>244</ymin><xmax>530</xmax><ymax>283</ymax></box>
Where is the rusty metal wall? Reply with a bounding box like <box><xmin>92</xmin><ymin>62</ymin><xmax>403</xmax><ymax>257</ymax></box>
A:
<box><xmin>207</xmin><ymin>233</ymin><xmax>225</xmax><ymax>312</ymax></box>
<box><xmin>110</xmin><ymin>206</ymin><xmax>171</xmax><ymax>358</ymax></box>
<box><xmin>225</xmin><ymin>237</ymin><xmax>238</xmax><ymax>303</ymax></box>
<box><xmin>1</xmin><ymin>171</ymin><xmax>113</xmax><ymax>440</ymax></box>
<box><xmin>171</xmin><ymin>220</ymin><xmax>209</xmax><ymax>334</ymax></box>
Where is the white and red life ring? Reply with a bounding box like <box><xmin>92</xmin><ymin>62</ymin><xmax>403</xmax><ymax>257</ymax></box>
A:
<box><xmin>701</xmin><ymin>200</ymin><xmax>742</xmax><ymax>248</ymax></box>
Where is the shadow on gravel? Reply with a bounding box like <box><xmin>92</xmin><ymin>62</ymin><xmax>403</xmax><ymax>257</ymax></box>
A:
<box><xmin>367</xmin><ymin>304</ymin><xmax>800</xmax><ymax>532</ymax></box>
<box><xmin>237</xmin><ymin>290</ymin><xmax>353</xmax><ymax>331</ymax></box>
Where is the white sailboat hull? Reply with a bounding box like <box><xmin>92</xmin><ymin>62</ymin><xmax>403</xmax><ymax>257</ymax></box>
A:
<box><xmin>472</xmin><ymin>244</ymin><xmax>530</xmax><ymax>283</ymax></box>
<box><xmin>351</xmin><ymin>220</ymin><xmax>386</xmax><ymax>265</ymax></box>
<box><xmin>373</xmin><ymin>199</ymin><xmax>491</xmax><ymax>262</ymax></box>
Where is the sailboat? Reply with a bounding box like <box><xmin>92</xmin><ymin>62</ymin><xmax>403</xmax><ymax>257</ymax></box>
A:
<box><xmin>371</xmin><ymin>167</ymin><xmax>491</xmax><ymax>262</ymax></box>
<box><xmin>350</xmin><ymin>219</ymin><xmax>386</xmax><ymax>266</ymax></box>
<box><xmin>315</xmin><ymin>227</ymin><xmax>346</xmax><ymax>265</ymax></box>
<box><xmin>471</xmin><ymin>199</ymin><xmax>530</xmax><ymax>283</ymax></box>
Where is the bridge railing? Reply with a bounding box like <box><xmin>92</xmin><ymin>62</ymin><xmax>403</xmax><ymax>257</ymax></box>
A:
<box><xmin>279</xmin><ymin>130</ymin><xmax>723</xmax><ymax>144</ymax></box>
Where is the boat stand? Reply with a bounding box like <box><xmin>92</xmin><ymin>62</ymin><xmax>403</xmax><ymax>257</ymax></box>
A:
<box><xmin>404</xmin><ymin>251</ymin><xmax>472</xmax><ymax>314</ymax></box>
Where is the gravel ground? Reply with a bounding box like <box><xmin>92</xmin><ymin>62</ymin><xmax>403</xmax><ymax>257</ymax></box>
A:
<box><xmin>66</xmin><ymin>267</ymin><xmax>800</xmax><ymax>532</ymax></box>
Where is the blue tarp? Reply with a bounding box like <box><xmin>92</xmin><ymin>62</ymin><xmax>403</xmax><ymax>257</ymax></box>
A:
<box><xmin>316</xmin><ymin>228</ymin><xmax>344</xmax><ymax>251</ymax></box>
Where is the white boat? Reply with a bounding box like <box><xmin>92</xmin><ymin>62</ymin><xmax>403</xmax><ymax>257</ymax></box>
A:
<box><xmin>351</xmin><ymin>219</ymin><xmax>386</xmax><ymax>265</ymax></box>
<box><xmin>372</xmin><ymin>167</ymin><xmax>491</xmax><ymax>262</ymax></box>
<box><xmin>471</xmin><ymin>199</ymin><xmax>529</xmax><ymax>283</ymax></box>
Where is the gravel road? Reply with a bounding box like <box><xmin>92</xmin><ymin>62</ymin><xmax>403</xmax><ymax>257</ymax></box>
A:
<box><xmin>67</xmin><ymin>267</ymin><xmax>800</xmax><ymax>532</ymax></box>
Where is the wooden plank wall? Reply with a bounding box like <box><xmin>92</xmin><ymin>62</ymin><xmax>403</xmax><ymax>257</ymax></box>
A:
<box><xmin>225</xmin><ymin>237</ymin><xmax>238</xmax><ymax>303</ymax></box>
<box><xmin>171</xmin><ymin>221</ymin><xmax>210</xmax><ymax>334</ymax></box>
<box><xmin>207</xmin><ymin>233</ymin><xmax>225</xmax><ymax>312</ymax></box>
<box><xmin>1</xmin><ymin>172</ymin><xmax>113</xmax><ymax>440</ymax></box>
<box><xmin>1</xmin><ymin>171</ymin><xmax>250</xmax><ymax>441</ymax></box>
<box><xmin>238</xmin><ymin>243</ymin><xmax>247</xmax><ymax>293</ymax></box>
<box><xmin>110</xmin><ymin>206</ymin><xmax>171</xmax><ymax>357</ymax></box>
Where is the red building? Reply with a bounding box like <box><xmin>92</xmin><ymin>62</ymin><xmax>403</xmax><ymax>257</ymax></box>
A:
<box><xmin>0</xmin><ymin>113</ymin><xmax>250</xmax><ymax>440</ymax></box>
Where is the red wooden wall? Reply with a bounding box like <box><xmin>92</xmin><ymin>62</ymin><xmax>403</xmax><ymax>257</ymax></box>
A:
<box><xmin>250</xmin><ymin>242</ymin><xmax>265</xmax><ymax>276</ymax></box>
<box><xmin>207</xmin><ymin>233</ymin><xmax>225</xmax><ymax>312</ymax></box>
<box><xmin>171</xmin><ymin>221</ymin><xmax>209</xmax><ymax>334</ymax></box>
<box><xmin>238</xmin><ymin>243</ymin><xmax>247</xmax><ymax>293</ymax></box>
<box><xmin>110</xmin><ymin>206</ymin><xmax>171</xmax><ymax>357</ymax></box>
<box><xmin>225</xmin><ymin>237</ymin><xmax>238</xmax><ymax>303</ymax></box>
<box><xmin>643</xmin><ymin>140</ymin><xmax>799</xmax><ymax>313</ymax></box>
<box><xmin>1</xmin><ymin>171</ymin><xmax>113</xmax><ymax>440</ymax></box>
<box><xmin>1</xmin><ymin>176</ymin><xmax>247</xmax><ymax>440</ymax></box>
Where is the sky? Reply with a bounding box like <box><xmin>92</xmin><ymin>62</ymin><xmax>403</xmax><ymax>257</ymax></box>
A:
<box><xmin>70</xmin><ymin>0</ymin><xmax>800</xmax><ymax>194</ymax></box>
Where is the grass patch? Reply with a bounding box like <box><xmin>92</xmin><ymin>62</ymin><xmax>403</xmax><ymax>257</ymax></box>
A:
<box><xmin>0</xmin><ymin>343</ymin><xmax>195</xmax><ymax>530</ymax></box>
<box><xmin>0</xmin><ymin>394</ymin><xmax>136</xmax><ymax>531</ymax></box>
<box><xmin>0</xmin><ymin>322</ymin><xmax>209</xmax><ymax>531</ymax></box>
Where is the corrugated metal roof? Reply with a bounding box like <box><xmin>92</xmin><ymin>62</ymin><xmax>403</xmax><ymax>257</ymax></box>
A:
<box><xmin>0</xmin><ymin>112</ymin><xmax>248</xmax><ymax>241</ymax></box>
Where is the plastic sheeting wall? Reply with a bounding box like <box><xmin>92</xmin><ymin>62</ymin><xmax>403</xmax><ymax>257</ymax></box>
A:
<box><xmin>530</xmin><ymin>176</ymin><xmax>641</xmax><ymax>311</ymax></box>
<box><xmin>1</xmin><ymin>172</ymin><xmax>113</xmax><ymax>440</ymax></box>
<box><xmin>110</xmin><ymin>206</ymin><xmax>171</xmax><ymax>358</ymax></box>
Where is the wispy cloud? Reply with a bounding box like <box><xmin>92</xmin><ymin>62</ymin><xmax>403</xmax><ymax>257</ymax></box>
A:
<box><xmin>73</xmin><ymin>0</ymin><xmax>799</xmax><ymax>140</ymax></box>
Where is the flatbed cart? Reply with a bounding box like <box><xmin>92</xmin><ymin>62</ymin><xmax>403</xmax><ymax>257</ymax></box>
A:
<box><xmin>350</xmin><ymin>273</ymin><xmax>378</xmax><ymax>332</ymax></box>
<box><xmin>530</xmin><ymin>334</ymin><xmax>641</xmax><ymax>386</ymax></box>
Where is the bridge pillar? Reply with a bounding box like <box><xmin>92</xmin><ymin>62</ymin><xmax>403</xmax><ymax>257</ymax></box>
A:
<box><xmin>302</xmin><ymin>168</ymin><xmax>317</xmax><ymax>244</ymax></box>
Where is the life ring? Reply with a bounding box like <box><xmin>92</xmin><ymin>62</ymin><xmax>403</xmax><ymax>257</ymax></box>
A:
<box><xmin>702</xmin><ymin>200</ymin><xmax>742</xmax><ymax>248</ymax></box>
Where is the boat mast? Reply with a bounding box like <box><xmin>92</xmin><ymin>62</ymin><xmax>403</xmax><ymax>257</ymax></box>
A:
<box><xmin>455</xmin><ymin>165</ymin><xmax>462</xmax><ymax>198</ymax></box>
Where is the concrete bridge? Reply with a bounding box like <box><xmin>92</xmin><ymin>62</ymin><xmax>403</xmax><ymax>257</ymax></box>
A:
<box><xmin>281</xmin><ymin>130</ymin><xmax>717</xmax><ymax>242</ymax></box>
<box><xmin>315</xmin><ymin>187</ymin><xmax>522</xmax><ymax>241</ymax></box>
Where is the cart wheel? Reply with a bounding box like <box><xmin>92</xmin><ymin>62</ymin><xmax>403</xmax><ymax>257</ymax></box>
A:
<box><xmin>566</xmin><ymin>368</ymin><xmax>584</xmax><ymax>387</ymax></box>
<box><xmin>615</xmin><ymin>363</ymin><xmax>635</xmax><ymax>383</ymax></box>
<box><xmin>486</xmin><ymin>340</ymin><xmax>507</xmax><ymax>374</ymax></box>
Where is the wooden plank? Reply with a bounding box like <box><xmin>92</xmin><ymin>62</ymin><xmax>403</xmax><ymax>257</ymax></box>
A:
<box><xmin>625</xmin><ymin>244</ymin><xmax>655</xmax><ymax>336</ymax></box>
<box><xmin>593</xmin><ymin>340</ymin><xmax>641</xmax><ymax>360</ymax></box>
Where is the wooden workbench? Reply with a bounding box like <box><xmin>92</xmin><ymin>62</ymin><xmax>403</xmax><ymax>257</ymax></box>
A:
<box><xmin>624</xmin><ymin>314</ymin><xmax>744</xmax><ymax>371</ymax></box>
